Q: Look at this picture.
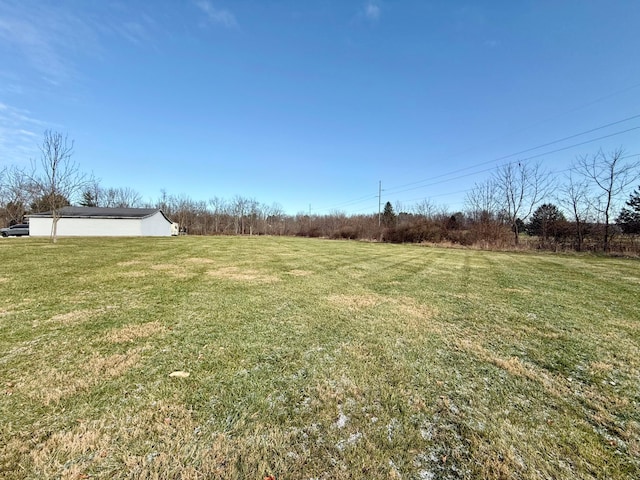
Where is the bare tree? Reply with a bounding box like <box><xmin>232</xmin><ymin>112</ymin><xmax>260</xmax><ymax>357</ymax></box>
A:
<box><xmin>102</xmin><ymin>186</ymin><xmax>143</xmax><ymax>208</ymax></box>
<box><xmin>464</xmin><ymin>179</ymin><xmax>499</xmax><ymax>223</ymax></box>
<box><xmin>208</xmin><ymin>196</ymin><xmax>228</xmax><ymax>234</ymax></box>
<box><xmin>245</xmin><ymin>198</ymin><xmax>261</xmax><ymax>235</ymax></box>
<box><xmin>156</xmin><ymin>189</ymin><xmax>170</xmax><ymax>213</ymax></box>
<box><xmin>493</xmin><ymin>161</ymin><xmax>552</xmax><ymax>245</ymax></box>
<box><xmin>31</xmin><ymin>130</ymin><xmax>89</xmax><ymax>242</ymax></box>
<box><xmin>574</xmin><ymin>148</ymin><xmax>640</xmax><ymax>252</ymax></box>
<box><xmin>0</xmin><ymin>165</ymin><xmax>35</xmax><ymax>225</ymax></box>
<box><xmin>168</xmin><ymin>194</ymin><xmax>197</xmax><ymax>233</ymax></box>
<box><xmin>557</xmin><ymin>171</ymin><xmax>591</xmax><ymax>251</ymax></box>
<box><xmin>230</xmin><ymin>195</ymin><xmax>248</xmax><ymax>234</ymax></box>
<box><xmin>413</xmin><ymin>199</ymin><xmax>438</xmax><ymax>219</ymax></box>
<box><xmin>265</xmin><ymin>202</ymin><xmax>286</xmax><ymax>235</ymax></box>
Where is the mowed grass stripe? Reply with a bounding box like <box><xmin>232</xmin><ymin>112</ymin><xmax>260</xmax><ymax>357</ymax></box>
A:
<box><xmin>0</xmin><ymin>236</ymin><xmax>639</xmax><ymax>479</ymax></box>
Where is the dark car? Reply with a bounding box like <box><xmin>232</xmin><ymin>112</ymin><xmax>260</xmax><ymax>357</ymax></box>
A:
<box><xmin>0</xmin><ymin>224</ymin><xmax>29</xmax><ymax>237</ymax></box>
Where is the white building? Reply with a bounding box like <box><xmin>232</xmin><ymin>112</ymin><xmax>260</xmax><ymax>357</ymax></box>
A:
<box><xmin>29</xmin><ymin>207</ymin><xmax>177</xmax><ymax>237</ymax></box>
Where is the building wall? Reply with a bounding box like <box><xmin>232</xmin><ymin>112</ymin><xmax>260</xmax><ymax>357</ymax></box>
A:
<box><xmin>29</xmin><ymin>217</ymin><xmax>57</xmax><ymax>237</ymax></box>
<box><xmin>140</xmin><ymin>211</ymin><xmax>173</xmax><ymax>236</ymax></box>
<box><xmin>29</xmin><ymin>211</ymin><xmax>173</xmax><ymax>237</ymax></box>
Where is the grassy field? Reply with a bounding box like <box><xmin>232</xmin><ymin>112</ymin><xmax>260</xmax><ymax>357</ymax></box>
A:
<box><xmin>0</xmin><ymin>236</ymin><xmax>639</xmax><ymax>479</ymax></box>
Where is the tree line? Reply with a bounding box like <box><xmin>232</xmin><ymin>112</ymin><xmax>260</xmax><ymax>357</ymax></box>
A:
<box><xmin>1</xmin><ymin>131</ymin><xmax>639</xmax><ymax>252</ymax></box>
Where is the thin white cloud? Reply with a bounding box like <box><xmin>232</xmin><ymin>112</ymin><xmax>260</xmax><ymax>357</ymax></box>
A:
<box><xmin>0</xmin><ymin>2</ymin><xmax>103</xmax><ymax>83</ymax></box>
<box><xmin>195</xmin><ymin>1</ymin><xmax>238</xmax><ymax>28</ymax></box>
<box><xmin>96</xmin><ymin>9</ymin><xmax>159</xmax><ymax>48</ymax></box>
<box><xmin>0</xmin><ymin>16</ymin><xmax>71</xmax><ymax>81</ymax></box>
<box><xmin>0</xmin><ymin>2</ymin><xmax>163</xmax><ymax>87</ymax></box>
<box><xmin>0</xmin><ymin>103</ymin><xmax>46</xmax><ymax>165</ymax></box>
<box><xmin>364</xmin><ymin>1</ymin><xmax>381</xmax><ymax>22</ymax></box>
<box><xmin>0</xmin><ymin>103</ymin><xmax>46</xmax><ymax>129</ymax></box>
<box><xmin>117</xmin><ymin>21</ymin><xmax>152</xmax><ymax>46</ymax></box>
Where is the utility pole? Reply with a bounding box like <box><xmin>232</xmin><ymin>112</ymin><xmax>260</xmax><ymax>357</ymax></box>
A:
<box><xmin>378</xmin><ymin>181</ymin><xmax>382</xmax><ymax>227</ymax></box>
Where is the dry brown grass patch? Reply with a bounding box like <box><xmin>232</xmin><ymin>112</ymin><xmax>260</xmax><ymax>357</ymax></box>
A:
<box><xmin>105</xmin><ymin>321</ymin><xmax>165</xmax><ymax>343</ymax></box>
<box><xmin>502</xmin><ymin>288</ymin><xmax>532</xmax><ymax>294</ymax></box>
<box><xmin>207</xmin><ymin>266</ymin><xmax>279</xmax><ymax>283</ymax></box>
<box><xmin>119</xmin><ymin>270</ymin><xmax>149</xmax><ymax>278</ymax></box>
<box><xmin>21</xmin><ymin>401</ymin><xmax>199</xmax><ymax>478</ymax></box>
<box><xmin>19</xmin><ymin>348</ymin><xmax>142</xmax><ymax>405</ymax></box>
<box><xmin>328</xmin><ymin>293</ymin><xmax>382</xmax><ymax>311</ymax></box>
<box><xmin>389</xmin><ymin>297</ymin><xmax>441</xmax><ymax>333</ymax></box>
<box><xmin>150</xmin><ymin>263</ymin><xmax>193</xmax><ymax>279</ymax></box>
<box><xmin>286</xmin><ymin>269</ymin><xmax>313</xmax><ymax>276</ymax></box>
<box><xmin>85</xmin><ymin>350</ymin><xmax>143</xmax><ymax>378</ymax></box>
<box><xmin>457</xmin><ymin>339</ymin><xmax>531</xmax><ymax>377</ymax></box>
<box><xmin>0</xmin><ymin>307</ymin><xmax>16</xmax><ymax>317</ymax></box>
<box><xmin>328</xmin><ymin>294</ymin><xmax>439</xmax><ymax>332</ymax></box>
<box><xmin>589</xmin><ymin>361</ymin><xmax>614</xmax><ymax>374</ymax></box>
<box><xmin>454</xmin><ymin>338</ymin><xmax>571</xmax><ymax>399</ymax></box>
<box><xmin>117</xmin><ymin>260</ymin><xmax>143</xmax><ymax>267</ymax></box>
<box><xmin>44</xmin><ymin>308</ymin><xmax>105</xmax><ymax>326</ymax></box>
<box><xmin>185</xmin><ymin>257</ymin><xmax>216</xmax><ymax>264</ymax></box>
<box><xmin>28</xmin><ymin>424</ymin><xmax>109</xmax><ymax>479</ymax></box>
<box><xmin>393</xmin><ymin>296</ymin><xmax>437</xmax><ymax>319</ymax></box>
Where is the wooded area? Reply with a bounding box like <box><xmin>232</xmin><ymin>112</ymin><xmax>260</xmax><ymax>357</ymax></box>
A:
<box><xmin>2</xmin><ymin>132</ymin><xmax>639</xmax><ymax>253</ymax></box>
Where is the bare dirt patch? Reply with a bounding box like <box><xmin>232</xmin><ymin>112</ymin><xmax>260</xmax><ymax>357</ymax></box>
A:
<box><xmin>207</xmin><ymin>266</ymin><xmax>279</xmax><ymax>283</ymax></box>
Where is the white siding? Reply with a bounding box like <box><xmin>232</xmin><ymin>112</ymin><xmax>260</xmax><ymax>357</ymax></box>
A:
<box><xmin>29</xmin><ymin>212</ymin><xmax>172</xmax><ymax>237</ymax></box>
<box><xmin>140</xmin><ymin>211</ymin><xmax>173</xmax><ymax>236</ymax></box>
<box><xmin>28</xmin><ymin>217</ymin><xmax>54</xmax><ymax>237</ymax></box>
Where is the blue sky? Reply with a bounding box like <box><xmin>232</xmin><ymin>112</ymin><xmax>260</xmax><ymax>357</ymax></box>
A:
<box><xmin>1</xmin><ymin>0</ymin><xmax>639</xmax><ymax>215</ymax></box>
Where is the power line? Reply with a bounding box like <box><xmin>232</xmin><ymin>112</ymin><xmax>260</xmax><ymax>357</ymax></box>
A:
<box><xmin>313</xmin><ymin>193</ymin><xmax>378</xmax><ymax>213</ymax></box>
<box><xmin>384</xmin><ymin>114</ymin><xmax>640</xmax><ymax>195</ymax></box>
<box><xmin>430</xmin><ymin>80</ymin><xmax>640</xmax><ymax>163</ymax></box>
<box><xmin>394</xmin><ymin>153</ymin><xmax>639</xmax><ymax>209</ymax></box>
<box><xmin>383</xmin><ymin>125</ymin><xmax>640</xmax><ymax>198</ymax></box>
<box><xmin>309</xmin><ymin>104</ymin><xmax>640</xmax><ymax>214</ymax></box>
<box><xmin>315</xmin><ymin>149</ymin><xmax>639</xmax><ymax>214</ymax></box>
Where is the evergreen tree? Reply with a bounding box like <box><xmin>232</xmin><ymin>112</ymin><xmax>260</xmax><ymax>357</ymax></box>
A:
<box><xmin>616</xmin><ymin>186</ymin><xmax>640</xmax><ymax>234</ymax></box>
<box><xmin>527</xmin><ymin>204</ymin><xmax>566</xmax><ymax>240</ymax></box>
<box><xmin>79</xmin><ymin>189</ymin><xmax>98</xmax><ymax>207</ymax></box>
<box><xmin>382</xmin><ymin>201</ymin><xmax>396</xmax><ymax>227</ymax></box>
<box><xmin>30</xmin><ymin>193</ymin><xmax>70</xmax><ymax>213</ymax></box>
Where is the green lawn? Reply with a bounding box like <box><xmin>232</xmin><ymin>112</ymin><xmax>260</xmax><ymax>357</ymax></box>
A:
<box><xmin>1</xmin><ymin>236</ymin><xmax>639</xmax><ymax>479</ymax></box>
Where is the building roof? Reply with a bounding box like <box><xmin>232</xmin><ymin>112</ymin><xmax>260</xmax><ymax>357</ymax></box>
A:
<box><xmin>29</xmin><ymin>207</ymin><xmax>172</xmax><ymax>221</ymax></box>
